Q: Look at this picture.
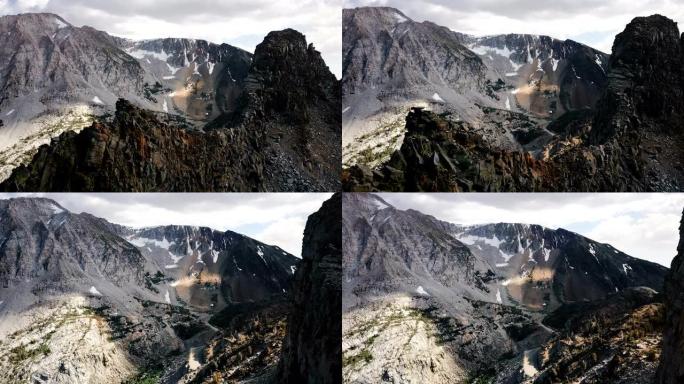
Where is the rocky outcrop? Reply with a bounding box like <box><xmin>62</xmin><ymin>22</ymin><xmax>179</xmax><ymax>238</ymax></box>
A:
<box><xmin>277</xmin><ymin>193</ymin><xmax>342</xmax><ymax>384</ymax></box>
<box><xmin>527</xmin><ymin>287</ymin><xmax>665</xmax><ymax>384</ymax></box>
<box><xmin>236</xmin><ymin>29</ymin><xmax>342</xmax><ymax>191</ymax></box>
<box><xmin>343</xmin><ymin>14</ymin><xmax>683</xmax><ymax>192</ymax></box>
<box><xmin>590</xmin><ymin>15</ymin><xmax>684</xmax><ymax>190</ymax></box>
<box><xmin>656</xmin><ymin>209</ymin><xmax>684</xmax><ymax>384</ymax></box>
<box><xmin>243</xmin><ymin>29</ymin><xmax>339</xmax><ymax>125</ymax></box>
<box><xmin>0</xmin><ymin>99</ymin><xmax>267</xmax><ymax>191</ymax></box>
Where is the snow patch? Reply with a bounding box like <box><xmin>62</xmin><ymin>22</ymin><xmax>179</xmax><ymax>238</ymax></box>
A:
<box><xmin>49</xmin><ymin>203</ymin><xmax>64</xmax><ymax>215</ymax></box>
<box><xmin>163</xmin><ymin>75</ymin><xmax>175</xmax><ymax>80</ymax></box>
<box><xmin>127</xmin><ymin>48</ymin><xmax>171</xmax><ymax>62</ymax></box>
<box><xmin>505</xmin><ymin>72</ymin><xmax>518</xmax><ymax>77</ymax></box>
<box><xmin>588</xmin><ymin>243</ymin><xmax>600</xmax><ymax>263</ymax></box>
<box><xmin>369</xmin><ymin>197</ymin><xmax>390</xmax><ymax>211</ymax></box>
<box><xmin>505</xmin><ymin>97</ymin><xmax>511</xmax><ymax>110</ymax></box>
<box><xmin>542</xmin><ymin>248</ymin><xmax>551</xmax><ymax>262</ymax></box>
<box><xmin>393</xmin><ymin>12</ymin><xmax>408</xmax><ymax>23</ymax></box>
<box><xmin>89</xmin><ymin>286</ymin><xmax>102</xmax><ymax>296</ymax></box>
<box><xmin>523</xmin><ymin>350</ymin><xmax>538</xmax><ymax>377</ymax></box>
<box><xmin>54</xmin><ymin>17</ymin><xmax>67</xmax><ymax>29</ymax></box>
<box><xmin>162</xmin><ymin>99</ymin><xmax>169</xmax><ymax>113</ymax></box>
<box><xmin>469</xmin><ymin>44</ymin><xmax>514</xmax><ymax>59</ymax></box>
<box><xmin>290</xmin><ymin>265</ymin><xmax>297</xmax><ymax>274</ymax></box>
<box><xmin>92</xmin><ymin>96</ymin><xmax>103</xmax><ymax>105</ymax></box>
<box><xmin>499</xmin><ymin>249</ymin><xmax>516</xmax><ymax>262</ymax></box>
<box><xmin>457</xmin><ymin>234</ymin><xmax>504</xmax><ymax>248</ymax></box>
<box><xmin>551</xmin><ymin>58</ymin><xmax>559</xmax><ymax>72</ymax></box>
<box><xmin>496</xmin><ymin>262</ymin><xmax>509</xmax><ymax>267</ymax></box>
<box><xmin>496</xmin><ymin>288</ymin><xmax>502</xmax><ymax>303</ymax></box>
<box><xmin>432</xmin><ymin>93</ymin><xmax>445</xmax><ymax>103</ymax></box>
<box><xmin>207</xmin><ymin>61</ymin><xmax>215</xmax><ymax>75</ymax></box>
<box><xmin>128</xmin><ymin>236</ymin><xmax>172</xmax><ymax>250</ymax></box>
<box><xmin>415</xmin><ymin>286</ymin><xmax>429</xmax><ymax>296</ymax></box>
<box><xmin>256</xmin><ymin>245</ymin><xmax>267</xmax><ymax>265</ymax></box>
<box><xmin>165</xmin><ymin>264</ymin><xmax>178</xmax><ymax>269</ymax></box>
<box><xmin>342</xmin><ymin>107</ymin><xmax>351</xmax><ymax>113</ymax></box>
<box><xmin>188</xmin><ymin>349</ymin><xmax>201</xmax><ymax>370</ymax></box>
<box><xmin>165</xmin><ymin>290</ymin><xmax>171</xmax><ymax>304</ymax></box>
<box><xmin>622</xmin><ymin>263</ymin><xmax>632</xmax><ymax>274</ymax></box>
<box><xmin>5</xmin><ymin>109</ymin><xmax>15</xmax><ymax>116</ymax></box>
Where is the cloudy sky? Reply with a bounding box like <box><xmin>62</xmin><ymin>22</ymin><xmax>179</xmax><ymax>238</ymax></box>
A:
<box><xmin>0</xmin><ymin>193</ymin><xmax>332</xmax><ymax>257</ymax></box>
<box><xmin>0</xmin><ymin>0</ymin><xmax>342</xmax><ymax>77</ymax></box>
<box><xmin>379</xmin><ymin>193</ymin><xmax>684</xmax><ymax>267</ymax></box>
<box><xmin>344</xmin><ymin>0</ymin><xmax>684</xmax><ymax>53</ymax></box>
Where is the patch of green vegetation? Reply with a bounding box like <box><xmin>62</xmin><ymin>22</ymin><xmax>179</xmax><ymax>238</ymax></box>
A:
<box><xmin>466</xmin><ymin>371</ymin><xmax>495</xmax><ymax>384</ymax></box>
<box><xmin>343</xmin><ymin>348</ymin><xmax>373</xmax><ymax>367</ymax></box>
<box><xmin>8</xmin><ymin>342</ymin><xmax>51</xmax><ymax>364</ymax></box>
<box><xmin>123</xmin><ymin>366</ymin><xmax>163</xmax><ymax>384</ymax></box>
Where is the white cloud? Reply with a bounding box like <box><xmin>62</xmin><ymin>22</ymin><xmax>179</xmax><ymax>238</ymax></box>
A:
<box><xmin>0</xmin><ymin>192</ymin><xmax>333</xmax><ymax>257</ymax></box>
<box><xmin>344</xmin><ymin>0</ymin><xmax>684</xmax><ymax>54</ymax></box>
<box><xmin>1</xmin><ymin>0</ymin><xmax>342</xmax><ymax>77</ymax></box>
<box><xmin>252</xmin><ymin>216</ymin><xmax>309</xmax><ymax>257</ymax></box>
<box><xmin>379</xmin><ymin>193</ymin><xmax>684</xmax><ymax>267</ymax></box>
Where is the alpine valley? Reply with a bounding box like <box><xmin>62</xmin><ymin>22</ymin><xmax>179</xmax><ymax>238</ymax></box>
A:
<box><xmin>0</xmin><ymin>193</ymin><xmax>342</xmax><ymax>384</ymax></box>
<box><xmin>342</xmin><ymin>193</ymin><xmax>683</xmax><ymax>383</ymax></box>
<box><xmin>342</xmin><ymin>7</ymin><xmax>684</xmax><ymax>192</ymax></box>
<box><xmin>0</xmin><ymin>13</ymin><xmax>340</xmax><ymax>192</ymax></box>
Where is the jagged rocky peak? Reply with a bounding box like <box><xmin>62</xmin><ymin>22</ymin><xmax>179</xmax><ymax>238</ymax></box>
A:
<box><xmin>656</xmin><ymin>209</ymin><xmax>684</xmax><ymax>384</ymax></box>
<box><xmin>244</xmin><ymin>28</ymin><xmax>339</xmax><ymax>123</ymax></box>
<box><xmin>592</xmin><ymin>14</ymin><xmax>684</xmax><ymax>142</ymax></box>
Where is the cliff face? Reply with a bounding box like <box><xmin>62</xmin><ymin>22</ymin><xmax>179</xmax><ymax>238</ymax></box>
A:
<box><xmin>589</xmin><ymin>15</ymin><xmax>684</xmax><ymax>191</ymax></box>
<box><xmin>239</xmin><ymin>29</ymin><xmax>342</xmax><ymax>191</ymax></box>
<box><xmin>277</xmin><ymin>193</ymin><xmax>342</xmax><ymax>384</ymax></box>
<box><xmin>656</xmin><ymin>209</ymin><xmax>684</xmax><ymax>383</ymax></box>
